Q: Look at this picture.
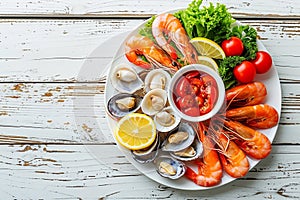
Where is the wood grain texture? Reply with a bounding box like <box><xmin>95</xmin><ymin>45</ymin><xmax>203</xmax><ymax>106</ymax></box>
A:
<box><xmin>0</xmin><ymin>19</ymin><xmax>299</xmax><ymax>82</ymax></box>
<box><xmin>0</xmin><ymin>82</ymin><xmax>298</xmax><ymax>144</ymax></box>
<box><xmin>0</xmin><ymin>0</ymin><xmax>299</xmax><ymax>198</ymax></box>
<box><xmin>0</xmin><ymin>0</ymin><xmax>299</xmax><ymax>18</ymax></box>
<box><xmin>0</xmin><ymin>144</ymin><xmax>298</xmax><ymax>199</ymax></box>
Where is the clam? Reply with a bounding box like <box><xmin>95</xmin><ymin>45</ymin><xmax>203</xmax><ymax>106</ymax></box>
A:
<box><xmin>141</xmin><ymin>88</ymin><xmax>167</xmax><ymax>116</ymax></box>
<box><xmin>107</xmin><ymin>93</ymin><xmax>142</xmax><ymax>118</ymax></box>
<box><xmin>131</xmin><ymin>135</ymin><xmax>160</xmax><ymax>164</ymax></box>
<box><xmin>154</xmin><ymin>107</ymin><xmax>181</xmax><ymax>132</ymax></box>
<box><xmin>161</xmin><ymin>122</ymin><xmax>196</xmax><ymax>152</ymax></box>
<box><xmin>170</xmin><ymin>137</ymin><xmax>203</xmax><ymax>161</ymax></box>
<box><xmin>144</xmin><ymin>69</ymin><xmax>171</xmax><ymax>92</ymax></box>
<box><xmin>110</xmin><ymin>63</ymin><xmax>143</xmax><ymax>94</ymax></box>
<box><xmin>154</xmin><ymin>155</ymin><xmax>186</xmax><ymax>179</ymax></box>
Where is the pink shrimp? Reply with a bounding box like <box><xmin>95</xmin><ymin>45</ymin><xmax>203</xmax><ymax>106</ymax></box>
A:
<box><xmin>226</xmin><ymin>104</ymin><xmax>279</xmax><ymax>129</ymax></box>
<box><xmin>185</xmin><ymin>122</ymin><xmax>222</xmax><ymax>187</ymax></box>
<box><xmin>152</xmin><ymin>13</ymin><xmax>198</xmax><ymax>64</ymax></box>
<box><xmin>125</xmin><ymin>34</ymin><xmax>179</xmax><ymax>71</ymax></box>
<box><xmin>223</xmin><ymin>119</ymin><xmax>272</xmax><ymax>159</ymax></box>
<box><xmin>211</xmin><ymin>128</ymin><xmax>250</xmax><ymax>178</ymax></box>
<box><xmin>226</xmin><ymin>82</ymin><xmax>267</xmax><ymax>107</ymax></box>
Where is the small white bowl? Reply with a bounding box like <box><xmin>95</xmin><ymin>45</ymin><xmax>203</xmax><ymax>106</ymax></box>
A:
<box><xmin>168</xmin><ymin>64</ymin><xmax>225</xmax><ymax>122</ymax></box>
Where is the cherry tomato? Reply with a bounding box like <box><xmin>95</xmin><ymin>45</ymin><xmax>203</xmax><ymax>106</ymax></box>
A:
<box><xmin>233</xmin><ymin>61</ymin><xmax>256</xmax><ymax>83</ymax></box>
<box><xmin>206</xmin><ymin>86</ymin><xmax>218</xmax><ymax>106</ymax></box>
<box><xmin>251</xmin><ymin>51</ymin><xmax>273</xmax><ymax>74</ymax></box>
<box><xmin>189</xmin><ymin>78</ymin><xmax>203</xmax><ymax>95</ymax></box>
<box><xmin>185</xmin><ymin>71</ymin><xmax>200</xmax><ymax>79</ymax></box>
<box><xmin>200</xmin><ymin>101</ymin><xmax>212</xmax><ymax>115</ymax></box>
<box><xmin>175</xmin><ymin>77</ymin><xmax>193</xmax><ymax>97</ymax></box>
<box><xmin>201</xmin><ymin>74</ymin><xmax>217</xmax><ymax>88</ymax></box>
<box><xmin>177</xmin><ymin>95</ymin><xmax>197</xmax><ymax>109</ymax></box>
<box><xmin>221</xmin><ymin>37</ymin><xmax>244</xmax><ymax>57</ymax></box>
<box><xmin>195</xmin><ymin>96</ymin><xmax>204</xmax><ymax>107</ymax></box>
<box><xmin>183</xmin><ymin>107</ymin><xmax>200</xmax><ymax>117</ymax></box>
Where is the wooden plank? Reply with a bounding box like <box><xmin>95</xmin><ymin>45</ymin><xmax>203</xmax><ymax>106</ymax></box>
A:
<box><xmin>0</xmin><ymin>19</ymin><xmax>299</xmax><ymax>82</ymax></box>
<box><xmin>0</xmin><ymin>0</ymin><xmax>299</xmax><ymax>18</ymax></box>
<box><xmin>0</xmin><ymin>144</ymin><xmax>298</xmax><ymax>199</ymax></box>
<box><xmin>0</xmin><ymin>82</ymin><xmax>298</xmax><ymax>144</ymax></box>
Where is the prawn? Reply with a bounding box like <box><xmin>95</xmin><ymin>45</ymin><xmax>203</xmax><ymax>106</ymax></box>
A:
<box><xmin>185</xmin><ymin>122</ymin><xmax>222</xmax><ymax>187</ymax></box>
<box><xmin>226</xmin><ymin>104</ymin><xmax>279</xmax><ymax>129</ymax></box>
<box><xmin>210</xmin><ymin>127</ymin><xmax>249</xmax><ymax>178</ymax></box>
<box><xmin>223</xmin><ymin>119</ymin><xmax>272</xmax><ymax>160</ymax></box>
<box><xmin>152</xmin><ymin>13</ymin><xmax>198</xmax><ymax>65</ymax></box>
<box><xmin>125</xmin><ymin>34</ymin><xmax>179</xmax><ymax>71</ymax></box>
<box><xmin>226</xmin><ymin>82</ymin><xmax>267</xmax><ymax>107</ymax></box>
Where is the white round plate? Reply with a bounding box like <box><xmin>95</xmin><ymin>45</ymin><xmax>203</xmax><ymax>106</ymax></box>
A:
<box><xmin>101</xmin><ymin>12</ymin><xmax>281</xmax><ymax>190</ymax></box>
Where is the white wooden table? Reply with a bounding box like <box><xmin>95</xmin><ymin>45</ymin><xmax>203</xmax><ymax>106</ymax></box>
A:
<box><xmin>0</xmin><ymin>0</ymin><xmax>299</xmax><ymax>199</ymax></box>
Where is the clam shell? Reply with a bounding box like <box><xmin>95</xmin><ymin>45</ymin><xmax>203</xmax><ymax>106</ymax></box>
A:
<box><xmin>110</xmin><ymin>63</ymin><xmax>143</xmax><ymax>94</ymax></box>
<box><xmin>144</xmin><ymin>69</ymin><xmax>171</xmax><ymax>92</ymax></box>
<box><xmin>170</xmin><ymin>137</ymin><xmax>203</xmax><ymax>161</ymax></box>
<box><xmin>154</xmin><ymin>107</ymin><xmax>181</xmax><ymax>132</ymax></box>
<box><xmin>107</xmin><ymin>93</ymin><xmax>142</xmax><ymax>119</ymax></box>
<box><xmin>161</xmin><ymin>122</ymin><xmax>196</xmax><ymax>152</ymax></box>
<box><xmin>154</xmin><ymin>155</ymin><xmax>186</xmax><ymax>179</ymax></box>
<box><xmin>131</xmin><ymin>135</ymin><xmax>160</xmax><ymax>164</ymax></box>
<box><xmin>141</xmin><ymin>88</ymin><xmax>167</xmax><ymax>116</ymax></box>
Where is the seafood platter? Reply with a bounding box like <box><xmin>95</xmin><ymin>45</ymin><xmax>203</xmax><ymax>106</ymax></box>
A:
<box><xmin>104</xmin><ymin>0</ymin><xmax>281</xmax><ymax>190</ymax></box>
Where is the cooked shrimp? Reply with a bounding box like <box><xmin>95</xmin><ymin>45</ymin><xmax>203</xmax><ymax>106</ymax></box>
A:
<box><xmin>226</xmin><ymin>82</ymin><xmax>267</xmax><ymax>107</ymax></box>
<box><xmin>152</xmin><ymin>13</ymin><xmax>198</xmax><ymax>64</ymax></box>
<box><xmin>125</xmin><ymin>34</ymin><xmax>179</xmax><ymax>71</ymax></box>
<box><xmin>185</xmin><ymin>122</ymin><xmax>222</xmax><ymax>187</ymax></box>
<box><xmin>226</xmin><ymin>104</ymin><xmax>279</xmax><ymax>129</ymax></box>
<box><xmin>211</xmin><ymin>128</ymin><xmax>249</xmax><ymax>178</ymax></box>
<box><xmin>224</xmin><ymin>119</ymin><xmax>272</xmax><ymax>159</ymax></box>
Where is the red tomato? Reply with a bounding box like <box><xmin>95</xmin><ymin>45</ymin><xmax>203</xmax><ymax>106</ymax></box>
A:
<box><xmin>221</xmin><ymin>37</ymin><xmax>244</xmax><ymax>57</ymax></box>
<box><xmin>233</xmin><ymin>61</ymin><xmax>256</xmax><ymax>83</ymax></box>
<box><xmin>195</xmin><ymin>96</ymin><xmax>204</xmax><ymax>107</ymax></box>
<box><xmin>189</xmin><ymin>78</ymin><xmax>203</xmax><ymax>95</ymax></box>
<box><xmin>200</xmin><ymin>101</ymin><xmax>212</xmax><ymax>115</ymax></box>
<box><xmin>177</xmin><ymin>95</ymin><xmax>197</xmax><ymax>109</ymax></box>
<box><xmin>185</xmin><ymin>71</ymin><xmax>200</xmax><ymax>79</ymax></box>
<box><xmin>175</xmin><ymin>77</ymin><xmax>193</xmax><ymax>97</ymax></box>
<box><xmin>183</xmin><ymin>107</ymin><xmax>200</xmax><ymax>117</ymax></box>
<box><xmin>251</xmin><ymin>51</ymin><xmax>273</xmax><ymax>74</ymax></box>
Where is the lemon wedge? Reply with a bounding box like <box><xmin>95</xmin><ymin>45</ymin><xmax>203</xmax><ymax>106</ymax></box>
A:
<box><xmin>115</xmin><ymin>113</ymin><xmax>156</xmax><ymax>150</ymax></box>
<box><xmin>197</xmin><ymin>56</ymin><xmax>219</xmax><ymax>73</ymax></box>
<box><xmin>191</xmin><ymin>37</ymin><xmax>226</xmax><ymax>59</ymax></box>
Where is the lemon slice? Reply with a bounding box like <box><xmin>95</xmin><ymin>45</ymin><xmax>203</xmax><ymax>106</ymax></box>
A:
<box><xmin>115</xmin><ymin>113</ymin><xmax>156</xmax><ymax>150</ymax></box>
<box><xmin>197</xmin><ymin>56</ymin><xmax>219</xmax><ymax>73</ymax></box>
<box><xmin>190</xmin><ymin>37</ymin><xmax>226</xmax><ymax>59</ymax></box>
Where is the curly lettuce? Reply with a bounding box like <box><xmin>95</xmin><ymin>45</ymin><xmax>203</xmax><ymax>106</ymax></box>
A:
<box><xmin>174</xmin><ymin>0</ymin><xmax>235</xmax><ymax>44</ymax></box>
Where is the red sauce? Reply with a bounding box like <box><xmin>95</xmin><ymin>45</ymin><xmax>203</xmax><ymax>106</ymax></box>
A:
<box><xmin>173</xmin><ymin>70</ymin><xmax>218</xmax><ymax>117</ymax></box>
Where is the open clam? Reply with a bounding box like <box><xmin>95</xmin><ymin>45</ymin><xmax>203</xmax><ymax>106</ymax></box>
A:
<box><xmin>154</xmin><ymin>155</ymin><xmax>186</xmax><ymax>179</ymax></box>
<box><xmin>154</xmin><ymin>107</ymin><xmax>181</xmax><ymax>132</ymax></box>
<box><xmin>107</xmin><ymin>93</ymin><xmax>142</xmax><ymax>118</ymax></box>
<box><xmin>141</xmin><ymin>88</ymin><xmax>167</xmax><ymax>116</ymax></box>
<box><xmin>170</xmin><ymin>137</ymin><xmax>203</xmax><ymax>161</ymax></box>
<box><xmin>144</xmin><ymin>69</ymin><xmax>171</xmax><ymax>92</ymax></box>
<box><xmin>161</xmin><ymin>122</ymin><xmax>196</xmax><ymax>152</ymax></box>
<box><xmin>110</xmin><ymin>63</ymin><xmax>143</xmax><ymax>94</ymax></box>
<box><xmin>131</xmin><ymin>135</ymin><xmax>160</xmax><ymax>164</ymax></box>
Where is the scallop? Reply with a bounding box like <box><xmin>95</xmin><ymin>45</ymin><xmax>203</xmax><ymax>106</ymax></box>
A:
<box><xmin>144</xmin><ymin>69</ymin><xmax>171</xmax><ymax>92</ymax></box>
<box><xmin>154</xmin><ymin>156</ymin><xmax>186</xmax><ymax>179</ymax></box>
<box><xmin>107</xmin><ymin>93</ymin><xmax>142</xmax><ymax>119</ymax></box>
<box><xmin>154</xmin><ymin>107</ymin><xmax>181</xmax><ymax>132</ymax></box>
<box><xmin>161</xmin><ymin>122</ymin><xmax>196</xmax><ymax>152</ymax></box>
<box><xmin>131</xmin><ymin>135</ymin><xmax>160</xmax><ymax>164</ymax></box>
<box><xmin>110</xmin><ymin>63</ymin><xmax>143</xmax><ymax>94</ymax></box>
<box><xmin>170</xmin><ymin>137</ymin><xmax>203</xmax><ymax>161</ymax></box>
<box><xmin>141</xmin><ymin>88</ymin><xmax>167</xmax><ymax>116</ymax></box>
